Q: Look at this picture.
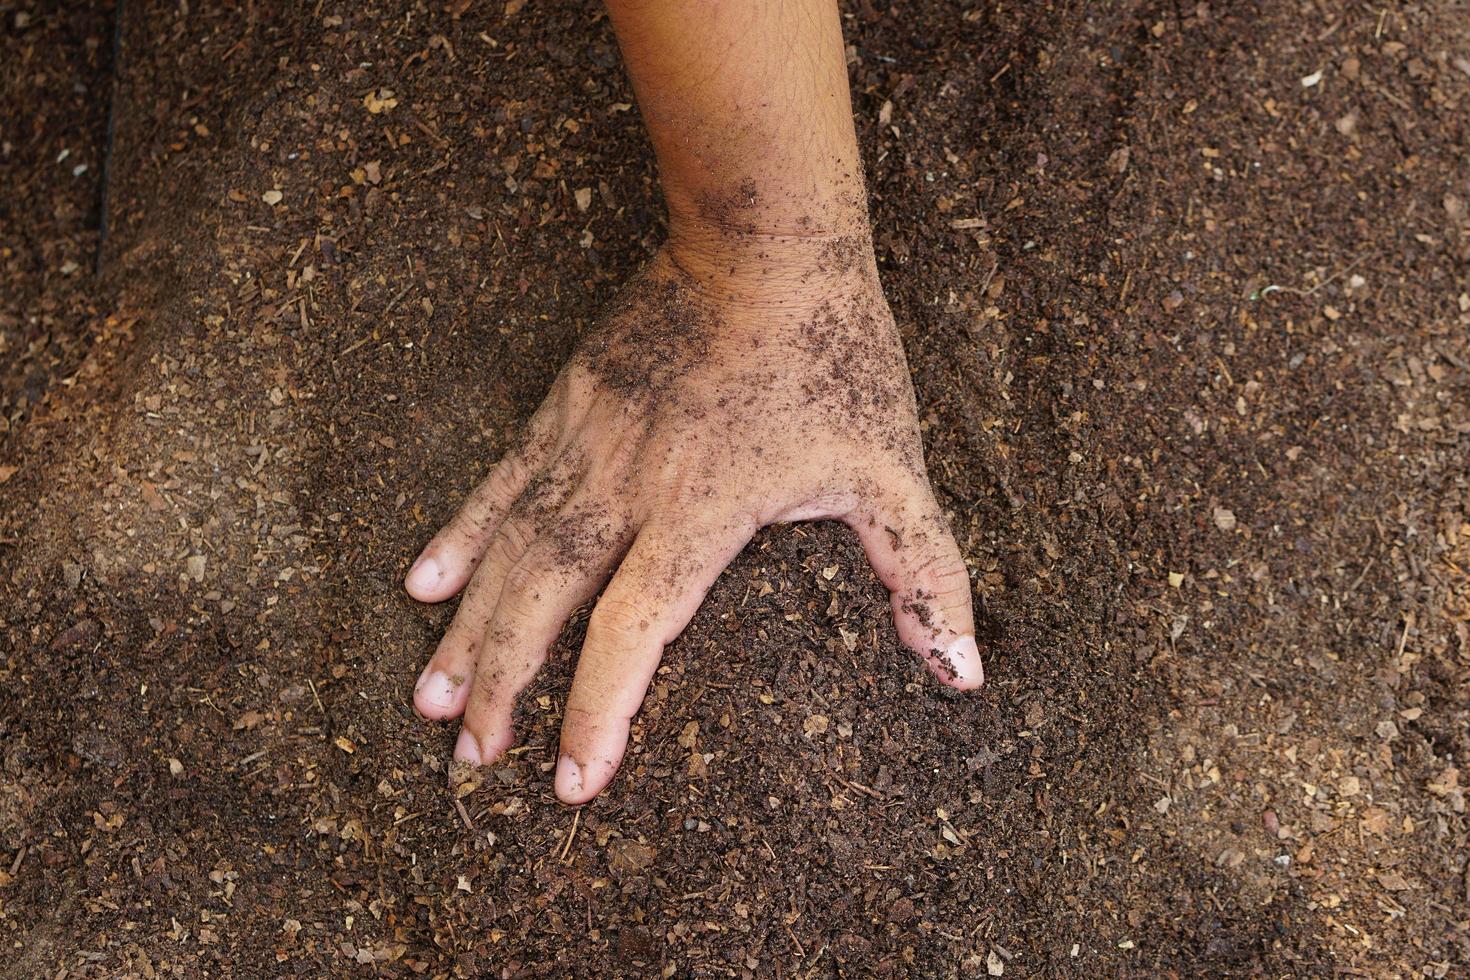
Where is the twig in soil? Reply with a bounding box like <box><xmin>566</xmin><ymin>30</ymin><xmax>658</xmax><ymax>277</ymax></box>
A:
<box><xmin>1214</xmin><ymin>355</ymin><xmax>1235</xmax><ymax>387</ymax></box>
<box><xmin>382</xmin><ymin>285</ymin><xmax>414</xmax><ymax>315</ymax></box>
<box><xmin>784</xmin><ymin>922</ymin><xmax>806</xmax><ymax>958</ymax></box>
<box><xmin>1439</xmin><ymin>345</ymin><xmax>1469</xmax><ymax>372</ymax></box>
<box><xmin>558</xmin><ymin>809</ymin><xmax>580</xmax><ymax>864</ymax></box>
<box><xmin>287</xmin><ymin>238</ymin><xmax>310</xmax><ymax>268</ymax></box>
<box><xmin>412</xmin><ymin>116</ymin><xmax>449</xmax><ymax>146</ymax></box>
<box><xmin>1345</xmin><ymin>557</ymin><xmax>1376</xmax><ymax>595</ymax></box>
<box><xmin>833</xmin><ymin>774</ymin><xmax>884</xmax><ymax>800</ymax></box>
<box><xmin>978</xmin><ymin>258</ymin><xmax>999</xmax><ymax>298</ymax></box>
<box><xmin>453</xmin><ymin>798</ymin><xmax>474</xmax><ymax>830</ymax></box>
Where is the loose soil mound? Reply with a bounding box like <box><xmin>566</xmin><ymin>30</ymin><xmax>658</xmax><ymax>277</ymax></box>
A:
<box><xmin>2</xmin><ymin>1</ymin><xmax>1467</xmax><ymax>976</ymax></box>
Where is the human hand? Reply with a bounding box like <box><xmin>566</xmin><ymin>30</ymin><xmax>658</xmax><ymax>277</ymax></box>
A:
<box><xmin>405</xmin><ymin>238</ymin><xmax>982</xmax><ymax>803</ymax></box>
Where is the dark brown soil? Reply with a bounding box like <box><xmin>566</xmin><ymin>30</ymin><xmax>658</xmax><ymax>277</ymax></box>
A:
<box><xmin>3</xmin><ymin>1</ymin><xmax>1468</xmax><ymax>976</ymax></box>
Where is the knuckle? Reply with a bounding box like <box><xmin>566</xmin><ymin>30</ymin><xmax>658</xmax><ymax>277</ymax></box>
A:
<box><xmin>430</xmin><ymin>629</ymin><xmax>472</xmax><ymax>667</ymax></box>
<box><xmin>485</xmin><ymin>454</ymin><xmax>530</xmax><ymax>501</ymax></box>
<box><xmin>555</xmin><ymin>362</ymin><xmax>596</xmax><ymax>412</ymax></box>
<box><xmin>466</xmin><ymin>651</ymin><xmax>517</xmax><ymax>708</ymax></box>
<box><xmin>587</xmin><ymin>596</ymin><xmax>650</xmax><ymax>648</ymax></box>
<box><xmin>663</xmin><ymin>478</ymin><xmax>710</xmax><ymax>506</ymax></box>
<box><xmin>928</xmin><ymin>555</ymin><xmax>973</xmax><ymax>595</ymax></box>
<box><xmin>447</xmin><ymin>515</ymin><xmax>493</xmax><ymax>546</ymax></box>
<box><xmin>493</xmin><ymin>518</ymin><xmax>536</xmax><ymax>557</ymax></box>
<box><xmin>559</xmin><ymin>704</ymin><xmax>595</xmax><ymax>731</ymax></box>
<box><xmin>448</xmin><ymin>462</ymin><xmax>526</xmax><ymax>540</ymax></box>
<box><xmin>648</xmin><ymin>475</ymin><xmax>724</xmax><ymax>519</ymax></box>
<box><xmin>500</xmin><ymin>560</ymin><xmax>550</xmax><ymax>609</ymax></box>
<box><xmin>608</xmin><ymin>435</ymin><xmax>646</xmax><ymax>480</ymax></box>
<box><xmin>907</xmin><ymin>548</ymin><xmax>949</xmax><ymax>578</ymax></box>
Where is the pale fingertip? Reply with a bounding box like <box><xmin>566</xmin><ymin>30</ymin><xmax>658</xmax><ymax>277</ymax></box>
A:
<box><xmin>414</xmin><ymin>669</ymin><xmax>462</xmax><ymax>720</ymax></box>
<box><xmin>930</xmin><ymin>635</ymin><xmax>985</xmax><ymax>691</ymax></box>
<box><xmin>405</xmin><ymin>554</ymin><xmax>444</xmax><ymax>599</ymax></box>
<box><xmin>554</xmin><ymin>754</ymin><xmax>590</xmax><ymax>804</ymax></box>
<box><xmin>453</xmin><ymin>727</ymin><xmax>483</xmax><ymax>766</ymax></box>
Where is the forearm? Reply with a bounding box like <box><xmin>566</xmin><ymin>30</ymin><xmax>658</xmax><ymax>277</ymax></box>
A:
<box><xmin>604</xmin><ymin>0</ymin><xmax>869</xmax><ymax>275</ymax></box>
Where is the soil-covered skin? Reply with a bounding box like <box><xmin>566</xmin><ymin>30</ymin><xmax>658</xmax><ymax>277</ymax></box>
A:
<box><xmin>2</xmin><ymin>1</ymin><xmax>1467</xmax><ymax>976</ymax></box>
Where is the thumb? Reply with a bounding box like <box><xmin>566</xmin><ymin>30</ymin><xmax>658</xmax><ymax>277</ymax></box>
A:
<box><xmin>846</xmin><ymin>476</ymin><xmax>982</xmax><ymax>690</ymax></box>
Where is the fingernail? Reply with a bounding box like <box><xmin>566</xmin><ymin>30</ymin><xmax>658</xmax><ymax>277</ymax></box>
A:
<box><xmin>555</xmin><ymin>754</ymin><xmax>585</xmax><ymax>800</ymax></box>
<box><xmin>938</xmin><ymin>635</ymin><xmax>985</xmax><ymax>690</ymax></box>
<box><xmin>416</xmin><ymin>670</ymin><xmax>458</xmax><ymax>713</ymax></box>
<box><xmin>405</xmin><ymin>555</ymin><xmax>442</xmax><ymax>594</ymax></box>
<box><xmin>453</xmin><ymin>728</ymin><xmax>483</xmax><ymax>766</ymax></box>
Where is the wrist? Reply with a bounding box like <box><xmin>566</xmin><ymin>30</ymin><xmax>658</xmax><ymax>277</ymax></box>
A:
<box><xmin>664</xmin><ymin>170</ymin><xmax>869</xmax><ymax>233</ymax></box>
<box><xmin>661</xmin><ymin>197</ymin><xmax>878</xmax><ymax>304</ymax></box>
<box><xmin>663</xmin><ymin>228</ymin><xmax>878</xmax><ymax>307</ymax></box>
